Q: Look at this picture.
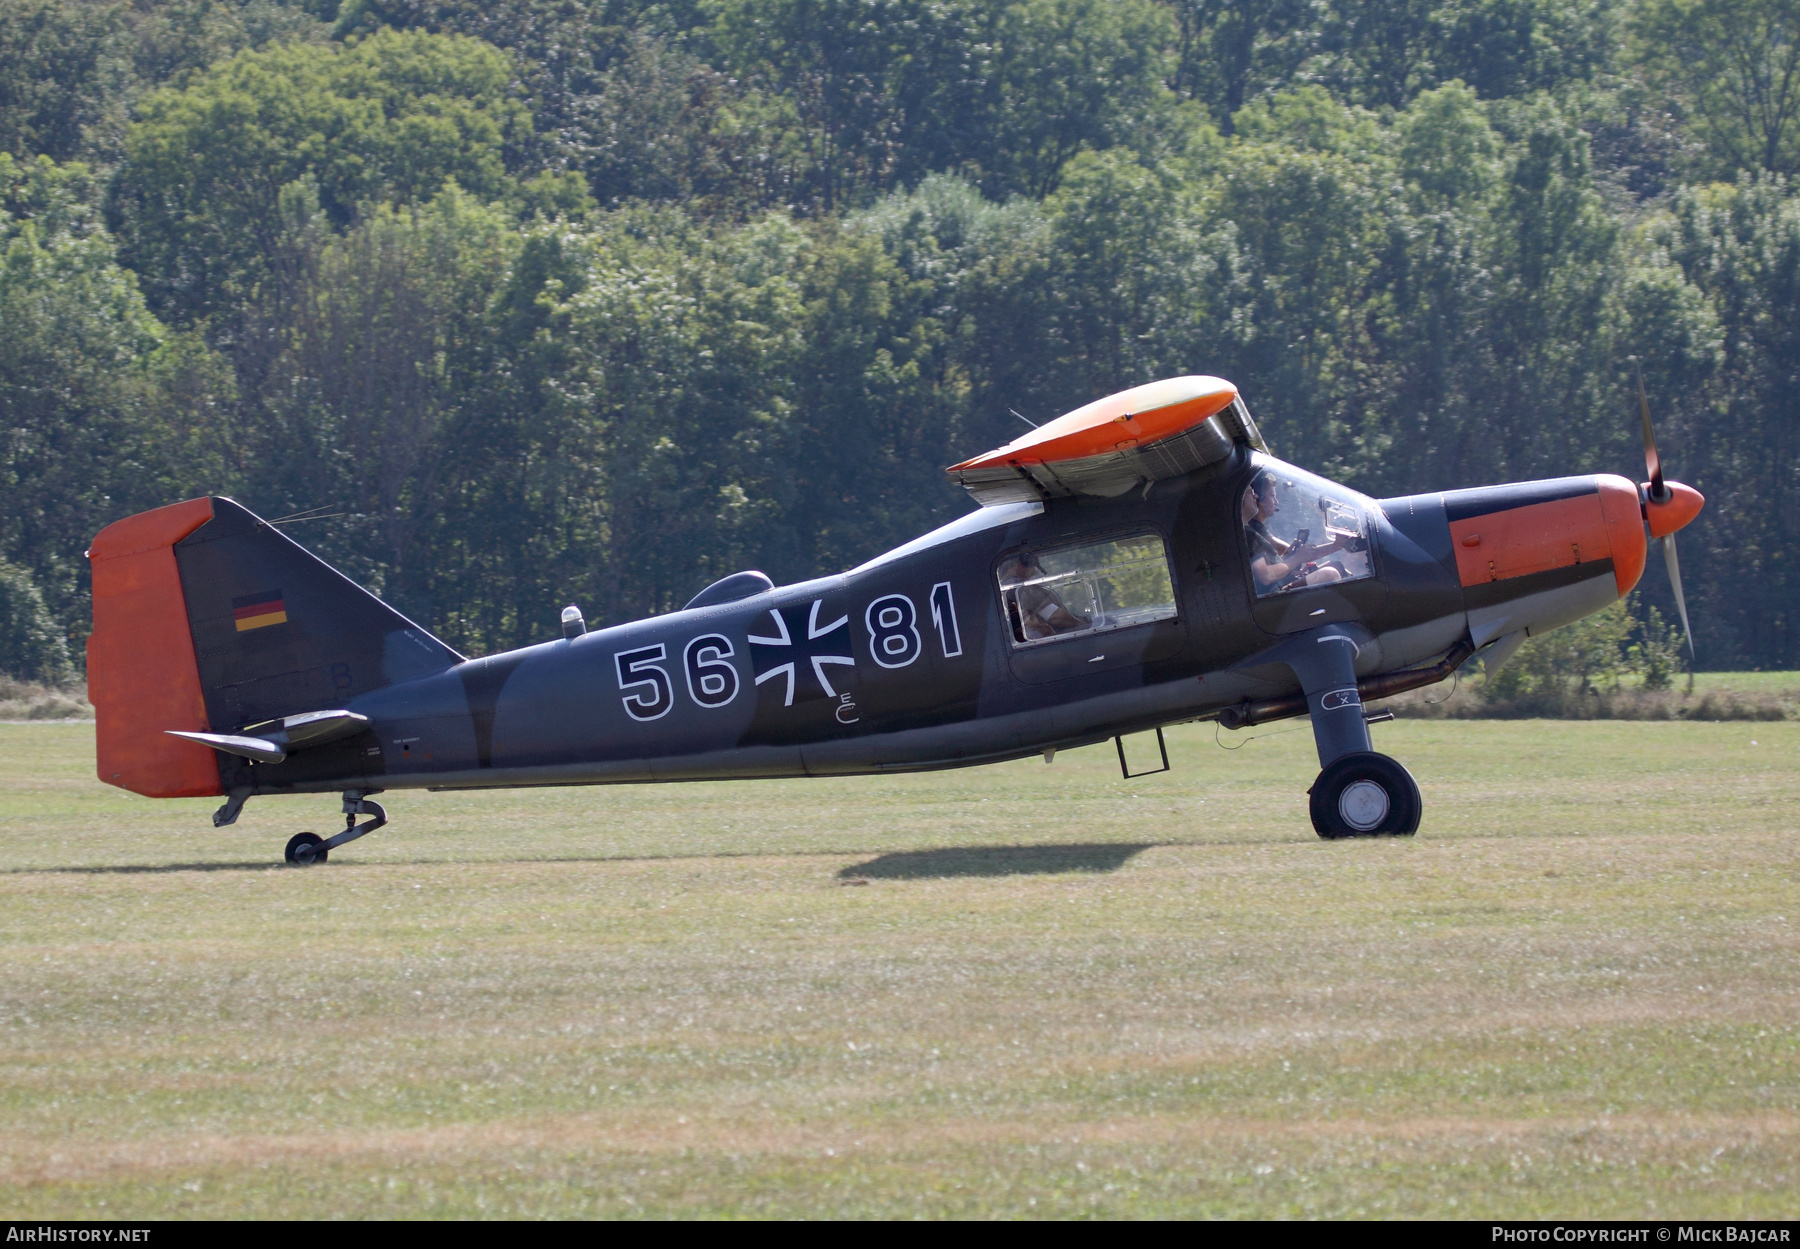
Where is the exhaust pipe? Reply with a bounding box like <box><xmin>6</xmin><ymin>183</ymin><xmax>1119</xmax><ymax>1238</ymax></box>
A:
<box><xmin>1216</xmin><ymin>638</ymin><xmax>1477</xmax><ymax>731</ymax></box>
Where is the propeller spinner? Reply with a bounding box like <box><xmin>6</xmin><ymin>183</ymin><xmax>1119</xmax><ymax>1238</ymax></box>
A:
<box><xmin>1635</xmin><ymin>366</ymin><xmax>1705</xmax><ymax>657</ymax></box>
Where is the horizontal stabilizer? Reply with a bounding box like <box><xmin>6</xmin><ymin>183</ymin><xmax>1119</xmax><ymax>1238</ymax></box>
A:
<box><xmin>166</xmin><ymin>730</ymin><xmax>287</xmax><ymax>765</ymax></box>
<box><xmin>240</xmin><ymin>709</ymin><xmax>370</xmax><ymax>750</ymax></box>
<box><xmin>165</xmin><ymin>708</ymin><xmax>371</xmax><ymax>766</ymax></box>
<box><xmin>948</xmin><ymin>376</ymin><xmax>1269</xmax><ymax>506</ymax></box>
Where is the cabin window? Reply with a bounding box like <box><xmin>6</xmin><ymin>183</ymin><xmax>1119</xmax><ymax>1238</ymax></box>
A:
<box><xmin>1240</xmin><ymin>468</ymin><xmax>1375</xmax><ymax>598</ymax></box>
<box><xmin>997</xmin><ymin>533</ymin><xmax>1177</xmax><ymax>646</ymax></box>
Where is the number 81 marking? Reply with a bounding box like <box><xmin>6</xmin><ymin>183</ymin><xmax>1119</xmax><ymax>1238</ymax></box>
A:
<box><xmin>864</xmin><ymin>583</ymin><xmax>961</xmax><ymax>668</ymax></box>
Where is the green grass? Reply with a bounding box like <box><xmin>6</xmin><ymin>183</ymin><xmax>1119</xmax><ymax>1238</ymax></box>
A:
<box><xmin>0</xmin><ymin>718</ymin><xmax>1796</xmax><ymax>1218</ymax></box>
<box><xmin>1686</xmin><ymin>671</ymin><xmax>1800</xmax><ymax>693</ymax></box>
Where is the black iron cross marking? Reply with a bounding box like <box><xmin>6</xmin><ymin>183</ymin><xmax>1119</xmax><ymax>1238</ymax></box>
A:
<box><xmin>747</xmin><ymin>600</ymin><xmax>856</xmax><ymax>707</ymax></box>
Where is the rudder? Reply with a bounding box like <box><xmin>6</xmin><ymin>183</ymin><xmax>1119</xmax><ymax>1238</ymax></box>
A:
<box><xmin>89</xmin><ymin>498</ymin><xmax>220</xmax><ymax>796</ymax></box>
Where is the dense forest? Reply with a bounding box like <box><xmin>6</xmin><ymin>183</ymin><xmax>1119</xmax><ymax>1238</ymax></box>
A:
<box><xmin>1</xmin><ymin>0</ymin><xmax>1797</xmax><ymax>678</ymax></box>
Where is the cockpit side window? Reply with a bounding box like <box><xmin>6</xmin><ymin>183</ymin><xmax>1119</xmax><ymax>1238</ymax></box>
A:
<box><xmin>997</xmin><ymin>532</ymin><xmax>1177</xmax><ymax>647</ymax></box>
<box><xmin>1240</xmin><ymin>469</ymin><xmax>1374</xmax><ymax>597</ymax></box>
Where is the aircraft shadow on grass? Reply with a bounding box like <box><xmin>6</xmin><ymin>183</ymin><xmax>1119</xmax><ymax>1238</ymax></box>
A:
<box><xmin>10</xmin><ymin>844</ymin><xmax>1157</xmax><ymax>878</ymax></box>
<box><xmin>840</xmin><ymin>842</ymin><xmax>1156</xmax><ymax>880</ymax></box>
<box><xmin>8</xmin><ymin>861</ymin><xmax>285</xmax><ymax>876</ymax></box>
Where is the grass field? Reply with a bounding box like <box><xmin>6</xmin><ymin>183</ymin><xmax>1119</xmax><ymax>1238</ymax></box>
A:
<box><xmin>1688</xmin><ymin>671</ymin><xmax>1800</xmax><ymax>693</ymax></box>
<box><xmin>0</xmin><ymin>717</ymin><xmax>1795</xmax><ymax>1218</ymax></box>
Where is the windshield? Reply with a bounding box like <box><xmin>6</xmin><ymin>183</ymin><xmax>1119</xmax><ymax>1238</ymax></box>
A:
<box><xmin>1240</xmin><ymin>468</ymin><xmax>1374</xmax><ymax>597</ymax></box>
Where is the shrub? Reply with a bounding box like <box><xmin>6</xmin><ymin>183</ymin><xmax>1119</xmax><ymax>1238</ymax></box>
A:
<box><xmin>1478</xmin><ymin>598</ymin><xmax>1638</xmax><ymax>713</ymax></box>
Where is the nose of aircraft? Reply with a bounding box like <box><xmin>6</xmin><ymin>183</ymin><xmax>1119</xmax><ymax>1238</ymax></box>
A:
<box><xmin>1644</xmin><ymin>480</ymin><xmax>1704</xmax><ymax>539</ymax></box>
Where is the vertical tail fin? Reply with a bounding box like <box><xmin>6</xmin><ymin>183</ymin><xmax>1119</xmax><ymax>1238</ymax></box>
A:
<box><xmin>89</xmin><ymin>496</ymin><xmax>462</xmax><ymax>796</ymax></box>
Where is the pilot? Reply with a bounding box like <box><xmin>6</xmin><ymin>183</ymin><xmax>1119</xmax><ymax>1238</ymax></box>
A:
<box><xmin>1001</xmin><ymin>552</ymin><xmax>1090</xmax><ymax>640</ymax></box>
<box><xmin>1242</xmin><ymin>474</ymin><xmax>1347</xmax><ymax>592</ymax></box>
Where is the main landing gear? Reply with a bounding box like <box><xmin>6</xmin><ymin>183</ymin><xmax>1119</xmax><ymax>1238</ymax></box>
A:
<box><xmin>284</xmin><ymin>790</ymin><xmax>387</xmax><ymax>866</ymax></box>
<box><xmin>1270</xmin><ymin>624</ymin><xmax>1425</xmax><ymax>841</ymax></box>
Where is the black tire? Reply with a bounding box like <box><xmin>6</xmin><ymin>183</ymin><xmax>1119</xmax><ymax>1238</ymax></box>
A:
<box><xmin>285</xmin><ymin>832</ymin><xmax>329</xmax><ymax>866</ymax></box>
<box><xmin>1309</xmin><ymin>752</ymin><xmax>1422</xmax><ymax>839</ymax></box>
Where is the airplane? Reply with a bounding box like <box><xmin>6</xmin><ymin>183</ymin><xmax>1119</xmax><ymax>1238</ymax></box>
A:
<box><xmin>85</xmin><ymin>375</ymin><xmax>1704</xmax><ymax>863</ymax></box>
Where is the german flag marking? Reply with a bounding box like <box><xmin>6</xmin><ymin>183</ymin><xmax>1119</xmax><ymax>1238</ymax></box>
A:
<box><xmin>232</xmin><ymin>589</ymin><xmax>287</xmax><ymax>632</ymax></box>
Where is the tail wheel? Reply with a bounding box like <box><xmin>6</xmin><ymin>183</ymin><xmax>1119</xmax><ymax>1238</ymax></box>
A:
<box><xmin>1309</xmin><ymin>752</ymin><xmax>1421</xmax><ymax>839</ymax></box>
<box><xmin>285</xmin><ymin>832</ymin><xmax>329</xmax><ymax>866</ymax></box>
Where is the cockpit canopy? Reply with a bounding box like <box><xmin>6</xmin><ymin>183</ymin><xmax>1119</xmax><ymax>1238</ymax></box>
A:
<box><xmin>1241</xmin><ymin>465</ymin><xmax>1375</xmax><ymax>598</ymax></box>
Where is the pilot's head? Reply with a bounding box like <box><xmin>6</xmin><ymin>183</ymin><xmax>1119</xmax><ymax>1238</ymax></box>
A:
<box><xmin>1002</xmin><ymin>552</ymin><xmax>1041</xmax><ymax>582</ymax></box>
<box><xmin>1255</xmin><ymin>476</ymin><xmax>1280</xmax><ymax>520</ymax></box>
<box><xmin>1244</xmin><ymin>475</ymin><xmax>1280</xmax><ymax>523</ymax></box>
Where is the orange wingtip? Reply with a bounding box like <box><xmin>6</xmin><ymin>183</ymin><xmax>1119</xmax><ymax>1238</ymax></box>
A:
<box><xmin>950</xmin><ymin>376</ymin><xmax>1239</xmax><ymax>471</ymax></box>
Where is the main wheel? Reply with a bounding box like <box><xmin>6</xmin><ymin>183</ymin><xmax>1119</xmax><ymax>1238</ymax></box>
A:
<box><xmin>1309</xmin><ymin>752</ymin><xmax>1421</xmax><ymax>839</ymax></box>
<box><xmin>285</xmin><ymin>832</ymin><xmax>329</xmax><ymax>866</ymax></box>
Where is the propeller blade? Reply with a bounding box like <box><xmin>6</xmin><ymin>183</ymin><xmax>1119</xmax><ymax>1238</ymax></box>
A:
<box><xmin>1636</xmin><ymin>361</ymin><xmax>1666</xmax><ymax>501</ymax></box>
<box><xmin>1661</xmin><ymin>533</ymin><xmax>1695</xmax><ymax>660</ymax></box>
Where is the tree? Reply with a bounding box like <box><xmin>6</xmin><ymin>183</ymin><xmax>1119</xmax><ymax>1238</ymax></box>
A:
<box><xmin>0</xmin><ymin>153</ymin><xmax>234</xmax><ymax>648</ymax></box>
<box><xmin>0</xmin><ymin>0</ymin><xmax>330</xmax><ymax>166</ymax></box>
<box><xmin>1035</xmin><ymin>148</ymin><xmax>1204</xmax><ymax>395</ymax></box>
<box><xmin>1196</xmin><ymin>97</ymin><xmax>1400</xmax><ymax>472</ymax></box>
<box><xmin>1654</xmin><ymin>174</ymin><xmax>1800</xmax><ymax>666</ymax></box>
<box><xmin>1314</xmin><ymin>0</ymin><xmax>1443</xmax><ymax>110</ymax></box>
<box><xmin>980</xmin><ymin>0</ymin><xmax>1181</xmax><ymax>197</ymax></box>
<box><xmin>708</xmin><ymin>0</ymin><xmax>1182</xmax><ymax>206</ymax></box>
<box><xmin>783</xmin><ymin>214</ymin><xmax>964</xmax><ymax>572</ymax></box>
<box><xmin>1165</xmin><ymin>0</ymin><xmax>1313</xmax><ymax>133</ymax></box>
<box><xmin>708</xmin><ymin>0</ymin><xmax>972</xmax><ymax>210</ymax></box>
<box><xmin>0</xmin><ymin>0</ymin><xmax>127</xmax><ymax>161</ymax></box>
<box><xmin>114</xmin><ymin>28</ymin><xmax>535</xmax><ymax>322</ymax></box>
<box><xmin>576</xmin><ymin>33</ymin><xmax>804</xmax><ymax>214</ymax></box>
<box><xmin>848</xmin><ymin>171</ymin><xmax>1057</xmax><ymax>457</ymax></box>
<box><xmin>330</xmin><ymin>0</ymin><xmax>664</xmax><ymax>142</ymax></box>
<box><xmin>548</xmin><ymin>209</ymin><xmax>806</xmax><ymax>621</ymax></box>
<box><xmin>1636</xmin><ymin>0</ymin><xmax>1800</xmax><ymax>175</ymax></box>
<box><xmin>0</xmin><ymin>560</ymin><xmax>74</xmax><ymax>684</ymax></box>
<box><xmin>232</xmin><ymin>186</ymin><xmax>522</xmax><ymax>614</ymax></box>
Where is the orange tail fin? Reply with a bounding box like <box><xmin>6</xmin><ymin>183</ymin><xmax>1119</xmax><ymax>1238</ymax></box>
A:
<box><xmin>88</xmin><ymin>498</ymin><xmax>221</xmax><ymax>797</ymax></box>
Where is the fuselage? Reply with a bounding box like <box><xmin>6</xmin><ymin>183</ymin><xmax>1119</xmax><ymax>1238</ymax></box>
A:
<box><xmin>220</xmin><ymin>448</ymin><xmax>1649</xmax><ymax>799</ymax></box>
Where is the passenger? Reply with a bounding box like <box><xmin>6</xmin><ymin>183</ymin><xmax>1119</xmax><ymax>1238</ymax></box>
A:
<box><xmin>1001</xmin><ymin>552</ymin><xmax>1090</xmax><ymax>640</ymax></box>
<box><xmin>1242</xmin><ymin>475</ymin><xmax>1348</xmax><ymax>593</ymax></box>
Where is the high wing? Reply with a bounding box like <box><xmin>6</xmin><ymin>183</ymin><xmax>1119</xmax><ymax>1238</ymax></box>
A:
<box><xmin>947</xmin><ymin>376</ymin><xmax>1270</xmax><ymax>506</ymax></box>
